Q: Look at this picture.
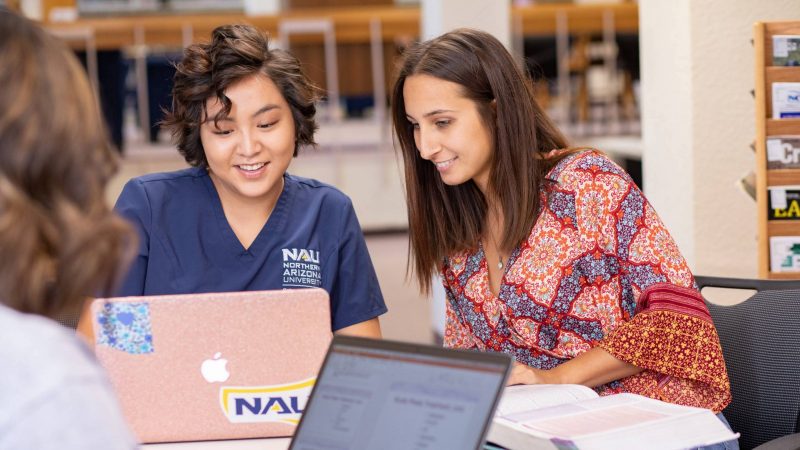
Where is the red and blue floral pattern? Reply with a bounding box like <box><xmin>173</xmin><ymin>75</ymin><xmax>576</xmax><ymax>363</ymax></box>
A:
<box><xmin>442</xmin><ymin>150</ymin><xmax>731</xmax><ymax>412</ymax></box>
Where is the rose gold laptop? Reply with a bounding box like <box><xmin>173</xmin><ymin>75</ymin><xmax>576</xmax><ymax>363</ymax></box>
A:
<box><xmin>90</xmin><ymin>288</ymin><xmax>332</xmax><ymax>444</ymax></box>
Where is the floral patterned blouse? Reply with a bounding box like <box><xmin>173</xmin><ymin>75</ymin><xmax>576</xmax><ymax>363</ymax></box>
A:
<box><xmin>442</xmin><ymin>150</ymin><xmax>731</xmax><ymax>412</ymax></box>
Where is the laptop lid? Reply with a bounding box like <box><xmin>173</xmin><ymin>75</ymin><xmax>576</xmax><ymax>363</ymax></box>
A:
<box><xmin>289</xmin><ymin>335</ymin><xmax>513</xmax><ymax>450</ymax></box>
<box><xmin>90</xmin><ymin>288</ymin><xmax>332</xmax><ymax>444</ymax></box>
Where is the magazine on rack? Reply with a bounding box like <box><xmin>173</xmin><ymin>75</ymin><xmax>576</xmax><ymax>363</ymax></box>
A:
<box><xmin>772</xmin><ymin>82</ymin><xmax>800</xmax><ymax>119</ymax></box>
<box><xmin>770</xmin><ymin>236</ymin><xmax>800</xmax><ymax>272</ymax></box>
<box><xmin>486</xmin><ymin>384</ymin><xmax>737</xmax><ymax>450</ymax></box>
<box><xmin>773</xmin><ymin>35</ymin><xmax>800</xmax><ymax>66</ymax></box>
<box><xmin>768</xmin><ymin>186</ymin><xmax>800</xmax><ymax>220</ymax></box>
<box><xmin>767</xmin><ymin>135</ymin><xmax>800</xmax><ymax>169</ymax></box>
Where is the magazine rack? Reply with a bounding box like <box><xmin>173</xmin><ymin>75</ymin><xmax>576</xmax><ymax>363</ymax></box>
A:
<box><xmin>755</xmin><ymin>21</ymin><xmax>800</xmax><ymax>278</ymax></box>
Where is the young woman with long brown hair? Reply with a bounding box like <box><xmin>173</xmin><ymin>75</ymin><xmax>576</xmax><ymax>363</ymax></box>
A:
<box><xmin>392</xmin><ymin>28</ymin><xmax>737</xmax><ymax>449</ymax></box>
<box><xmin>0</xmin><ymin>10</ymin><xmax>135</xmax><ymax>449</ymax></box>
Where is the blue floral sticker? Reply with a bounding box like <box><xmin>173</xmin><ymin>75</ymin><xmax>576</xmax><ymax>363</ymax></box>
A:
<box><xmin>96</xmin><ymin>302</ymin><xmax>154</xmax><ymax>354</ymax></box>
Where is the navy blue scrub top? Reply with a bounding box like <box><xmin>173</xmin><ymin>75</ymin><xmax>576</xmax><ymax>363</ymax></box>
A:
<box><xmin>114</xmin><ymin>167</ymin><xmax>387</xmax><ymax>331</ymax></box>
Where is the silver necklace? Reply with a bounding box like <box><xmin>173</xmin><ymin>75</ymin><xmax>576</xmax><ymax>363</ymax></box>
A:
<box><xmin>488</xmin><ymin>233</ymin><xmax>505</xmax><ymax>270</ymax></box>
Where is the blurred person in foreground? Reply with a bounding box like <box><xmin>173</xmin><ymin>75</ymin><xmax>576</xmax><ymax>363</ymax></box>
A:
<box><xmin>0</xmin><ymin>9</ymin><xmax>136</xmax><ymax>449</ymax></box>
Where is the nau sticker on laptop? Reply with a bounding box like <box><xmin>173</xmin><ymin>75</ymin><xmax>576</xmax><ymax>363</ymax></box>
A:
<box><xmin>219</xmin><ymin>378</ymin><xmax>315</xmax><ymax>424</ymax></box>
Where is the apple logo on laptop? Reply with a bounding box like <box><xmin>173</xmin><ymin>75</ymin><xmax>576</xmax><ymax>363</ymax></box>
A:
<box><xmin>201</xmin><ymin>352</ymin><xmax>230</xmax><ymax>383</ymax></box>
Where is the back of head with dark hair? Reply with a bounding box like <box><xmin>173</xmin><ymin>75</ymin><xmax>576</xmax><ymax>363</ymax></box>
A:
<box><xmin>391</xmin><ymin>28</ymin><xmax>569</xmax><ymax>293</ymax></box>
<box><xmin>0</xmin><ymin>11</ymin><xmax>134</xmax><ymax>317</ymax></box>
<box><xmin>163</xmin><ymin>24</ymin><xmax>320</xmax><ymax>167</ymax></box>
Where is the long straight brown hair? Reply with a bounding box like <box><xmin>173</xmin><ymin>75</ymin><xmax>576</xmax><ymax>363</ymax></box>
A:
<box><xmin>392</xmin><ymin>28</ymin><xmax>569</xmax><ymax>293</ymax></box>
<box><xmin>0</xmin><ymin>11</ymin><xmax>134</xmax><ymax>318</ymax></box>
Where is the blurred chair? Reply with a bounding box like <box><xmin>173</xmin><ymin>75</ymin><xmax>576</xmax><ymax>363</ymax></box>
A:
<box><xmin>278</xmin><ymin>18</ymin><xmax>340</xmax><ymax>121</ymax></box>
<box><xmin>695</xmin><ymin>275</ymin><xmax>800</xmax><ymax>450</ymax></box>
<box><xmin>753</xmin><ymin>432</ymin><xmax>800</xmax><ymax>450</ymax></box>
<box><xmin>47</xmin><ymin>26</ymin><xmax>99</xmax><ymax>94</ymax></box>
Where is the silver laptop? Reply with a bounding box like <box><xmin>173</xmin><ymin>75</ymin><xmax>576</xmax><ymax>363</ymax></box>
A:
<box><xmin>290</xmin><ymin>336</ymin><xmax>513</xmax><ymax>450</ymax></box>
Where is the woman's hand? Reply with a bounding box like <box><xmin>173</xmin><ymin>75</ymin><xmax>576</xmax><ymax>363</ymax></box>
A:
<box><xmin>506</xmin><ymin>348</ymin><xmax>643</xmax><ymax>388</ymax></box>
<box><xmin>506</xmin><ymin>362</ymin><xmax>559</xmax><ymax>386</ymax></box>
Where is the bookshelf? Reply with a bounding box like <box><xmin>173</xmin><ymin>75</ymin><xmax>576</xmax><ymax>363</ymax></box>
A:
<box><xmin>755</xmin><ymin>21</ymin><xmax>800</xmax><ymax>279</ymax></box>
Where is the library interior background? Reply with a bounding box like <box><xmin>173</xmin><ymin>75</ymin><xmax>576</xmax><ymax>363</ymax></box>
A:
<box><xmin>3</xmin><ymin>0</ymin><xmax>800</xmax><ymax>343</ymax></box>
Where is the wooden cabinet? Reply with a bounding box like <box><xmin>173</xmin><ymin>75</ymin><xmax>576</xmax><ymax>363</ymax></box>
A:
<box><xmin>288</xmin><ymin>0</ymin><xmax>391</xmax><ymax>8</ymax></box>
<box><xmin>754</xmin><ymin>21</ymin><xmax>800</xmax><ymax>278</ymax></box>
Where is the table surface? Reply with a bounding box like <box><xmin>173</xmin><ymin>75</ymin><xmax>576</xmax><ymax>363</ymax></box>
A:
<box><xmin>142</xmin><ymin>437</ymin><xmax>290</xmax><ymax>450</ymax></box>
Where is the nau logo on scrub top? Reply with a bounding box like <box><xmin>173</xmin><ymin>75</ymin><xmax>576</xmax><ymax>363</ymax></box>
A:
<box><xmin>281</xmin><ymin>248</ymin><xmax>320</xmax><ymax>264</ymax></box>
<box><xmin>219</xmin><ymin>378</ymin><xmax>315</xmax><ymax>424</ymax></box>
<box><xmin>281</xmin><ymin>248</ymin><xmax>322</xmax><ymax>287</ymax></box>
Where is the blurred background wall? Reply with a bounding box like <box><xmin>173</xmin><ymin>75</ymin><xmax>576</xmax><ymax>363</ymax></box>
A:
<box><xmin>6</xmin><ymin>0</ymin><xmax>786</xmax><ymax>341</ymax></box>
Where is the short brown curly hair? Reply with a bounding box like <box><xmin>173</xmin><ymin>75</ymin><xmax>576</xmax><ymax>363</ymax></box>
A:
<box><xmin>163</xmin><ymin>24</ymin><xmax>320</xmax><ymax>167</ymax></box>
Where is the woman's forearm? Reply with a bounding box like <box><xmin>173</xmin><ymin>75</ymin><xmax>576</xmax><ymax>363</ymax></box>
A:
<box><xmin>550</xmin><ymin>346</ymin><xmax>643</xmax><ymax>387</ymax></box>
<box><xmin>509</xmin><ymin>346</ymin><xmax>643</xmax><ymax>387</ymax></box>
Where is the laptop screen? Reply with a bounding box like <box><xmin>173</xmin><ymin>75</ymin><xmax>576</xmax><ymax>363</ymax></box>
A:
<box><xmin>290</xmin><ymin>336</ymin><xmax>512</xmax><ymax>450</ymax></box>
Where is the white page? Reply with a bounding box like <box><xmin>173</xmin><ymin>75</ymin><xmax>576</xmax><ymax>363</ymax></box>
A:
<box><xmin>520</xmin><ymin>400</ymin><xmax>672</xmax><ymax>437</ymax></box>
<box><xmin>495</xmin><ymin>384</ymin><xmax>598</xmax><ymax>417</ymax></box>
<box><xmin>771</xmin><ymin>188</ymin><xmax>788</xmax><ymax>210</ymax></box>
<box><xmin>572</xmin><ymin>403</ymin><xmax>738</xmax><ymax>450</ymax></box>
<box><xmin>767</xmin><ymin>138</ymin><xmax>784</xmax><ymax>162</ymax></box>
<box><xmin>774</xmin><ymin>35</ymin><xmax>791</xmax><ymax>57</ymax></box>
<box><xmin>516</xmin><ymin>394</ymin><xmax>731</xmax><ymax>439</ymax></box>
<box><xmin>489</xmin><ymin>393</ymin><xmax>738</xmax><ymax>450</ymax></box>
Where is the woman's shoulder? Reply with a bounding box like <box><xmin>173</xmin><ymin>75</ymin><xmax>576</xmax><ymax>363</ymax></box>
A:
<box><xmin>546</xmin><ymin>148</ymin><xmax>632</xmax><ymax>185</ymax></box>
<box><xmin>125</xmin><ymin>167</ymin><xmax>207</xmax><ymax>190</ymax></box>
<box><xmin>116</xmin><ymin>167</ymin><xmax>208</xmax><ymax>208</ymax></box>
<box><xmin>284</xmin><ymin>173</ymin><xmax>353</xmax><ymax>208</ymax></box>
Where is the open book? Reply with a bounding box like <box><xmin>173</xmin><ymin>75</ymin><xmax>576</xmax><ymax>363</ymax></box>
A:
<box><xmin>487</xmin><ymin>385</ymin><xmax>738</xmax><ymax>450</ymax></box>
